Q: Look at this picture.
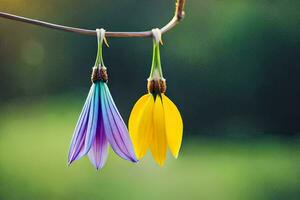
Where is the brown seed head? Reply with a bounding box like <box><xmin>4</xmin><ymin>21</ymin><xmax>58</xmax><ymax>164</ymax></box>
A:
<box><xmin>91</xmin><ymin>66</ymin><xmax>108</xmax><ymax>83</ymax></box>
<box><xmin>147</xmin><ymin>78</ymin><xmax>167</xmax><ymax>94</ymax></box>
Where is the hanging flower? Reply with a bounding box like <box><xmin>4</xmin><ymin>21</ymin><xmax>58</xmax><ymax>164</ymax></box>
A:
<box><xmin>68</xmin><ymin>29</ymin><xmax>137</xmax><ymax>169</ymax></box>
<box><xmin>129</xmin><ymin>29</ymin><xmax>183</xmax><ymax>166</ymax></box>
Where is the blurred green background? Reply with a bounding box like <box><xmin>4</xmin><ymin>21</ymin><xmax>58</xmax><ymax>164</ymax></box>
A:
<box><xmin>0</xmin><ymin>0</ymin><xmax>300</xmax><ymax>200</ymax></box>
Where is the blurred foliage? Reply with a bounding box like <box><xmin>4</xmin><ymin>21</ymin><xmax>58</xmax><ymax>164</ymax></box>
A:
<box><xmin>0</xmin><ymin>95</ymin><xmax>300</xmax><ymax>200</ymax></box>
<box><xmin>1</xmin><ymin>0</ymin><xmax>300</xmax><ymax>135</ymax></box>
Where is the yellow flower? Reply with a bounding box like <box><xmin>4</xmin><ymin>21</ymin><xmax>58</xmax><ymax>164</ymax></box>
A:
<box><xmin>128</xmin><ymin>29</ymin><xmax>183</xmax><ymax>166</ymax></box>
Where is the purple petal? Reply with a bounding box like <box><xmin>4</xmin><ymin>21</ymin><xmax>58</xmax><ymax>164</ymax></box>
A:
<box><xmin>100</xmin><ymin>82</ymin><xmax>137</xmax><ymax>162</ymax></box>
<box><xmin>68</xmin><ymin>85</ymin><xmax>94</xmax><ymax>164</ymax></box>
<box><xmin>83</xmin><ymin>83</ymin><xmax>100</xmax><ymax>154</ymax></box>
<box><xmin>88</xmin><ymin>117</ymin><xmax>109</xmax><ymax>170</ymax></box>
<box><xmin>88</xmin><ymin>92</ymin><xmax>109</xmax><ymax>169</ymax></box>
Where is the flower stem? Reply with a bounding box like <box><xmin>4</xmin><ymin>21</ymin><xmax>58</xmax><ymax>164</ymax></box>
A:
<box><xmin>94</xmin><ymin>32</ymin><xmax>105</xmax><ymax>67</ymax></box>
<box><xmin>149</xmin><ymin>40</ymin><xmax>163</xmax><ymax>79</ymax></box>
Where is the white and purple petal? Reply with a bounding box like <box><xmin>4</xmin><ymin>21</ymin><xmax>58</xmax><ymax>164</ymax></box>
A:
<box><xmin>68</xmin><ymin>85</ymin><xmax>94</xmax><ymax>164</ymax></box>
<box><xmin>100</xmin><ymin>82</ymin><xmax>137</xmax><ymax>162</ymax></box>
<box><xmin>88</xmin><ymin>114</ymin><xmax>109</xmax><ymax>170</ymax></box>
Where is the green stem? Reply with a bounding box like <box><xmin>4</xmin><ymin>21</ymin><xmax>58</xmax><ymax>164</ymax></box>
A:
<box><xmin>156</xmin><ymin>42</ymin><xmax>163</xmax><ymax>77</ymax></box>
<box><xmin>149</xmin><ymin>41</ymin><xmax>156</xmax><ymax>78</ymax></box>
<box><xmin>94</xmin><ymin>36</ymin><xmax>105</xmax><ymax>67</ymax></box>
<box><xmin>149</xmin><ymin>40</ymin><xmax>163</xmax><ymax>79</ymax></box>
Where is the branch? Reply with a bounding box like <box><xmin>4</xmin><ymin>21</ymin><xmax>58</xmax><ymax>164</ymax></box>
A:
<box><xmin>0</xmin><ymin>0</ymin><xmax>186</xmax><ymax>38</ymax></box>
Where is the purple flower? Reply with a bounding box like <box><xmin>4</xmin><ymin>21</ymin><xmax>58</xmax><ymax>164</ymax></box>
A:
<box><xmin>68</xmin><ymin>73</ymin><xmax>137</xmax><ymax>169</ymax></box>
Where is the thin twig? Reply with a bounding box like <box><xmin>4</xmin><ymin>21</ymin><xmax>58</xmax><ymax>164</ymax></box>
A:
<box><xmin>0</xmin><ymin>0</ymin><xmax>186</xmax><ymax>37</ymax></box>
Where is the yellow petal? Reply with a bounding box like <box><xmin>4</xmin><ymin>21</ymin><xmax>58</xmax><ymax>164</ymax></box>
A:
<box><xmin>129</xmin><ymin>94</ymin><xmax>154</xmax><ymax>159</ymax></box>
<box><xmin>162</xmin><ymin>94</ymin><xmax>183</xmax><ymax>158</ymax></box>
<box><xmin>129</xmin><ymin>94</ymin><xmax>149</xmax><ymax>139</ymax></box>
<box><xmin>150</xmin><ymin>96</ymin><xmax>167</xmax><ymax>166</ymax></box>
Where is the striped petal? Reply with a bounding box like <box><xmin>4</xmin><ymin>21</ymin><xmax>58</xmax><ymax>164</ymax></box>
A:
<box><xmin>68</xmin><ymin>85</ymin><xmax>94</xmax><ymax>164</ymax></box>
<box><xmin>150</xmin><ymin>96</ymin><xmax>167</xmax><ymax>166</ymax></box>
<box><xmin>162</xmin><ymin>94</ymin><xmax>183</xmax><ymax>158</ymax></box>
<box><xmin>100</xmin><ymin>82</ymin><xmax>137</xmax><ymax>162</ymax></box>
<box><xmin>129</xmin><ymin>94</ymin><xmax>154</xmax><ymax>159</ymax></box>
<box><xmin>88</xmin><ymin>114</ymin><xmax>109</xmax><ymax>170</ymax></box>
<box><xmin>83</xmin><ymin>83</ymin><xmax>100</xmax><ymax>154</ymax></box>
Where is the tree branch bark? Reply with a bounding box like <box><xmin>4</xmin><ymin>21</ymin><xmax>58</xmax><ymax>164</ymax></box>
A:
<box><xmin>0</xmin><ymin>0</ymin><xmax>186</xmax><ymax>37</ymax></box>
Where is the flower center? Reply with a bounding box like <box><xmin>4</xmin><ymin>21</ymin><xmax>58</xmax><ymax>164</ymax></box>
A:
<box><xmin>91</xmin><ymin>66</ymin><xmax>108</xmax><ymax>83</ymax></box>
<box><xmin>147</xmin><ymin>78</ymin><xmax>167</xmax><ymax>94</ymax></box>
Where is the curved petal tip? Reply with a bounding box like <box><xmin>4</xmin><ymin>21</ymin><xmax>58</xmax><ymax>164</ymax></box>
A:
<box><xmin>162</xmin><ymin>94</ymin><xmax>183</xmax><ymax>159</ymax></box>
